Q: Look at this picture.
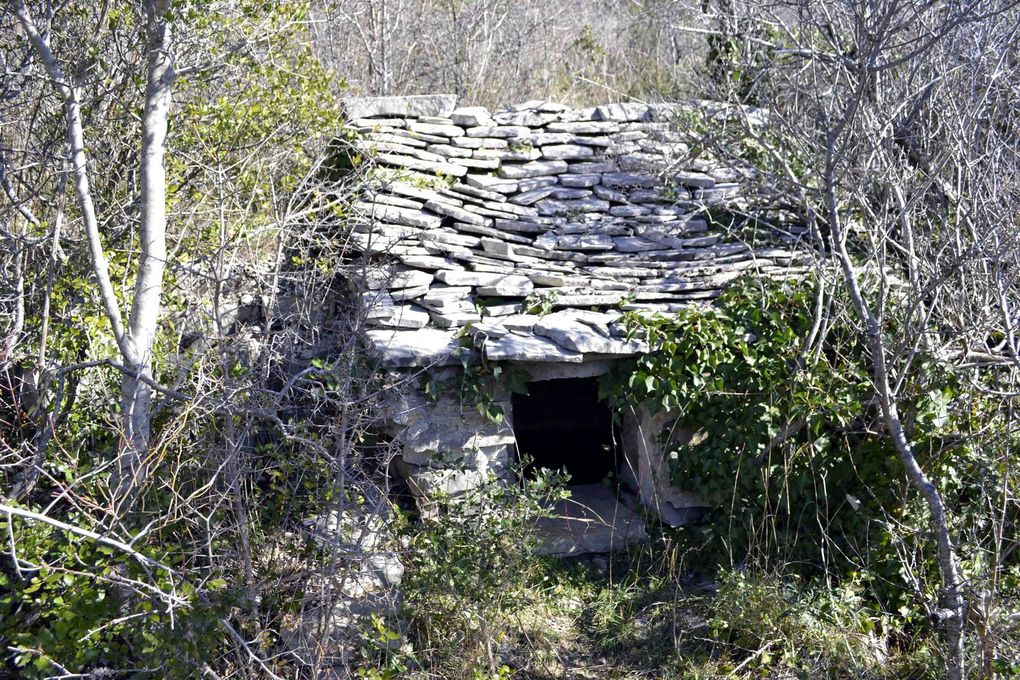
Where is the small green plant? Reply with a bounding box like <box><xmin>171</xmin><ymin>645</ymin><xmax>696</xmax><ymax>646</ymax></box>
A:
<box><xmin>522</xmin><ymin>290</ymin><xmax>558</xmax><ymax>316</ymax></box>
<box><xmin>401</xmin><ymin>470</ymin><xmax>568</xmax><ymax>676</ymax></box>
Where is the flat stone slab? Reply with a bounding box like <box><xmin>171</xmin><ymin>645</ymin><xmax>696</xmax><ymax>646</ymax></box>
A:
<box><xmin>535</xmin><ymin>484</ymin><xmax>649</xmax><ymax>556</ymax></box>
<box><xmin>593</xmin><ymin>102</ymin><xmax>651</xmax><ymax>122</ymax></box>
<box><xmin>344</xmin><ymin>100</ymin><xmax>810</xmax><ymax>366</ymax></box>
<box><xmin>364</xmin><ymin>328</ymin><xmax>461</xmax><ymax>366</ymax></box>
<box><xmin>534</xmin><ymin>311</ymin><xmax>646</xmax><ymax>354</ymax></box>
<box><xmin>481</xmin><ymin>333</ymin><xmax>583</xmax><ymax>363</ymax></box>
<box><xmin>343</xmin><ymin>95</ymin><xmax>457</xmax><ymax>119</ymax></box>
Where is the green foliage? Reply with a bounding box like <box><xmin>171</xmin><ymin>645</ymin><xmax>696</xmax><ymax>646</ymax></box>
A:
<box><xmin>432</xmin><ymin>345</ymin><xmax>532</xmax><ymax>424</ymax></box>
<box><xmin>521</xmin><ymin>289</ymin><xmax>558</xmax><ymax>316</ymax></box>
<box><xmin>600</xmin><ymin>277</ymin><xmax>890</xmax><ymax>573</ymax></box>
<box><xmin>598</xmin><ymin>274</ymin><xmax>1014</xmax><ymax>620</ymax></box>
<box><xmin>400</xmin><ymin>471</ymin><xmax>568</xmax><ymax>676</ymax></box>
<box><xmin>707</xmin><ymin>570</ymin><xmax>889</xmax><ymax>676</ymax></box>
<box><xmin>0</xmin><ymin>509</ymin><xmax>229</xmax><ymax>677</ymax></box>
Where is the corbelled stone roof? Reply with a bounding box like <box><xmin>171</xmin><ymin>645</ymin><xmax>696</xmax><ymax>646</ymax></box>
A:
<box><xmin>341</xmin><ymin>95</ymin><xmax>810</xmax><ymax>366</ymax></box>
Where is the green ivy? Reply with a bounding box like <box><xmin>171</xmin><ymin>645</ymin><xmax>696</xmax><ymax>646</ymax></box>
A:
<box><xmin>599</xmin><ymin>277</ymin><xmax>932</xmax><ymax>585</ymax></box>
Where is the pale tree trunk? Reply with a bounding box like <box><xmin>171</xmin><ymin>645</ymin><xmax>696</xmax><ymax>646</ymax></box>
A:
<box><xmin>15</xmin><ymin>0</ymin><xmax>175</xmax><ymax>504</ymax></box>
<box><xmin>822</xmin><ymin>142</ymin><xmax>967</xmax><ymax>679</ymax></box>
<box><xmin>118</xmin><ymin>0</ymin><xmax>175</xmax><ymax>499</ymax></box>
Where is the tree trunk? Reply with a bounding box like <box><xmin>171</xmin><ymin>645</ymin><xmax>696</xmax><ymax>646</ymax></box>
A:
<box><xmin>822</xmin><ymin>143</ymin><xmax>967</xmax><ymax>679</ymax></box>
<box><xmin>116</xmin><ymin>0</ymin><xmax>175</xmax><ymax>500</ymax></box>
<box><xmin>15</xmin><ymin>0</ymin><xmax>175</xmax><ymax>503</ymax></box>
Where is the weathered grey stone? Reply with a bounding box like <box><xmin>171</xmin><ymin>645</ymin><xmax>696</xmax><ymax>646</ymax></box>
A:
<box><xmin>399</xmin><ymin>252</ymin><xmax>461</xmax><ymax>271</ymax></box>
<box><xmin>450</xmin><ymin>106</ymin><xmax>493</xmax><ymax>127</ymax></box>
<box><xmin>559</xmin><ymin>173</ymin><xmax>601</xmax><ymax>188</ymax></box>
<box><xmin>479</xmin><ymin>237</ymin><xmax>516</xmax><ymax>258</ymax></box>
<box><xmin>420</xmin><ymin>287</ymin><xmax>472</xmax><ymax>310</ymax></box>
<box><xmin>353</xmin><ymin>117</ymin><xmax>407</xmax><ymax>129</ymax></box>
<box><xmin>509</xmin><ymin>187</ymin><xmax>557</xmax><ymax>205</ymax></box>
<box><xmin>375</xmin><ymin>153</ymin><xmax>468</xmax><ymax>177</ymax></box>
<box><xmin>523</xmin><ymin>132</ymin><xmax>577</xmax><ymax>146</ymax></box>
<box><xmin>482</xmin><ymin>333</ymin><xmax>584</xmax><ymax>362</ymax></box>
<box><xmin>593</xmin><ymin>102</ymin><xmax>651</xmax><ymax>122</ymax></box>
<box><xmin>474</xmin><ymin>147</ymin><xmax>542</xmax><ymax>162</ymax></box>
<box><xmin>360</xmin><ymin>139</ymin><xmax>451</xmax><ymax>163</ymax></box>
<box><xmin>408</xmin><ymin>121</ymin><xmax>465</xmax><ymax>137</ymax></box>
<box><xmin>400</xmin><ymin>465</ymin><xmax>492</xmax><ymax>497</ymax></box>
<box><xmin>601</xmin><ymin>172</ymin><xmax>659</xmax><ymax>188</ymax></box>
<box><xmin>366</xmin><ymin>131</ymin><xmax>428</xmax><ymax>148</ymax></box>
<box><xmin>453</xmin><ymin>222</ymin><xmax>534</xmax><ymax>243</ymax></box>
<box><xmin>354</xmin><ymin>201</ymin><xmax>442</xmax><ymax>229</ymax></box>
<box><xmin>606</xmin><ymin>142</ymin><xmax>642</xmax><ymax>157</ymax></box>
<box><xmin>517</xmin><ymin>176</ymin><xmax>559</xmax><ymax>192</ymax></box>
<box><xmin>620</xmin><ymin>406</ymin><xmax>711</xmax><ymax>527</ymax></box>
<box><xmin>429</xmin><ymin>309</ymin><xmax>481</xmax><ymax>328</ymax></box>
<box><xmin>369</xmin><ymin>304</ymin><xmax>430</xmax><ymax>329</ymax></box>
<box><xmin>498</xmin><ymin>160</ymin><xmax>569</xmax><ymax>179</ymax></box>
<box><xmin>540</xmin><ymin>144</ymin><xmax>594</xmax><ymax>160</ymax></box>
<box><xmin>464</xmin><ymin>174</ymin><xmax>518</xmax><ymax>193</ymax></box>
<box><xmin>534</xmin><ymin>311</ymin><xmax>645</xmax><ymax>354</ymax></box>
<box><xmin>610</xmin><ymin>130</ymin><xmax>647</xmax><ymax>143</ymax></box>
<box><xmin>492</xmin><ymin>110</ymin><xmax>550</xmax><ymax>127</ymax></box>
<box><xmin>674</xmin><ymin>171</ymin><xmax>716</xmax><ymax>188</ymax></box>
<box><xmin>427</xmin><ymin>143</ymin><xmax>473</xmax><ymax>158</ymax></box>
<box><xmin>567</xmin><ymin>161</ymin><xmax>616</xmax><ymax>174</ymax></box>
<box><xmin>360</xmin><ymin>267</ymin><xmax>434</xmax><ymax>290</ymax></box>
<box><xmin>475</xmin><ymin>275</ymin><xmax>534</xmax><ymax>296</ymax></box>
<box><xmin>499</xmin><ymin>314</ymin><xmax>541</xmax><ymax>332</ymax></box>
<box><xmin>573</xmin><ymin>135</ymin><xmax>612</xmax><ymax>147</ymax></box>
<box><xmin>470</xmin><ymin>320</ymin><xmax>510</xmax><ymax>338</ymax></box>
<box><xmin>402</xmin><ymin>129</ymin><xmax>450</xmax><ymax>144</ymax></box>
<box><xmin>343</xmin><ymin>94</ymin><xmax>457</xmax><ymax>119</ymax></box>
<box><xmin>535</xmin><ymin>197</ymin><xmax>610</xmax><ymax>215</ymax></box>
<box><xmin>425</xmin><ymin>199</ymin><xmax>490</xmax><ymax>226</ymax></box>
<box><xmin>628</xmin><ymin>188</ymin><xmax>672</xmax><ymax>203</ymax></box>
<box><xmin>535</xmin><ymin>484</ymin><xmax>649</xmax><ymax>556</ymax></box>
<box><xmin>370</xmin><ymin>193</ymin><xmax>425</xmax><ymax>209</ymax></box>
<box><xmin>610</xmin><ymin>204</ymin><xmax>651</xmax><ymax>217</ymax></box>
<box><xmin>557</xmin><ymin>234</ymin><xmax>615</xmax><ymax>251</ymax></box>
<box><xmin>450</xmin><ymin>136</ymin><xmax>508</xmax><ymax>149</ymax></box>
<box><xmin>466</xmin><ymin>125</ymin><xmax>530</xmax><ymax>138</ymax></box>
<box><xmin>446</xmin><ymin>182</ymin><xmax>506</xmax><ymax>202</ymax></box>
<box><xmin>506</xmin><ymin>99</ymin><xmax>568</xmax><ymax>113</ymax></box>
<box><xmin>364</xmin><ymin>328</ymin><xmax>461</xmax><ymax>366</ymax></box>
<box><xmin>546</xmin><ymin>120</ymin><xmax>621</xmax><ymax>134</ymax></box>
<box><xmin>493</xmin><ymin>218</ymin><xmax>548</xmax><ymax>234</ymax></box>
<box><xmin>420</xmin><ymin>230</ymin><xmax>480</xmax><ymax>248</ymax></box>
<box><xmin>546</xmin><ymin>292</ymin><xmax>628</xmax><ymax>307</ymax></box>
<box><xmin>457</xmin><ymin>156</ymin><xmax>502</xmax><ymax>170</ymax></box>
<box><xmin>388</xmin><ymin>183</ymin><xmax>460</xmax><ymax>205</ymax></box>
<box><xmin>613</xmin><ymin>236</ymin><xmax>668</xmax><ymax>252</ymax></box>
<box><xmin>592</xmin><ymin>184</ymin><xmax>628</xmax><ymax>202</ymax></box>
<box><xmin>434</xmin><ymin>270</ymin><xmax>518</xmax><ymax>287</ymax></box>
<box><xmin>552</xmin><ymin>187</ymin><xmax>592</xmax><ymax>200</ymax></box>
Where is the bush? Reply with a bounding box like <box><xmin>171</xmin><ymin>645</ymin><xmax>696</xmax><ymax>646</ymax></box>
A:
<box><xmin>399</xmin><ymin>470</ymin><xmax>567</xmax><ymax>677</ymax></box>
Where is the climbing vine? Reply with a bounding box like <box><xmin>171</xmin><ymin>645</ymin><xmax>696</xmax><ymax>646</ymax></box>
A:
<box><xmin>598</xmin><ymin>276</ymin><xmax>970</xmax><ymax>588</ymax></box>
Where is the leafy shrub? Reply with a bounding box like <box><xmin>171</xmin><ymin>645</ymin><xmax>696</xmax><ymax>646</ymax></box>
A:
<box><xmin>400</xmin><ymin>470</ymin><xmax>567</xmax><ymax>677</ymax></box>
<box><xmin>709</xmin><ymin>570</ymin><xmax>889</xmax><ymax>677</ymax></box>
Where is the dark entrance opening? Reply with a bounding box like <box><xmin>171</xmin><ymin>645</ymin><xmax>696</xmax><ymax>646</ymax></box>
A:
<box><xmin>512</xmin><ymin>377</ymin><xmax>619</xmax><ymax>484</ymax></box>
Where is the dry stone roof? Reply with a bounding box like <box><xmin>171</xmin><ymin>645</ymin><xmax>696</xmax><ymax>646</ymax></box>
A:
<box><xmin>342</xmin><ymin>95</ymin><xmax>810</xmax><ymax>367</ymax></box>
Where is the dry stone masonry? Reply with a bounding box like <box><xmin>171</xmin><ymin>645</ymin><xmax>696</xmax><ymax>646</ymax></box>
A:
<box><xmin>337</xmin><ymin>95</ymin><xmax>812</xmax><ymax>539</ymax></box>
<box><xmin>342</xmin><ymin>95</ymin><xmax>811</xmax><ymax>368</ymax></box>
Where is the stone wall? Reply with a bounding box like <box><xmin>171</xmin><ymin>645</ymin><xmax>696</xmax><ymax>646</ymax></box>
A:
<box><xmin>341</xmin><ymin>95</ymin><xmax>810</xmax><ymax>369</ymax></box>
<box><xmin>336</xmin><ymin>95</ymin><xmax>809</xmax><ymax>524</ymax></box>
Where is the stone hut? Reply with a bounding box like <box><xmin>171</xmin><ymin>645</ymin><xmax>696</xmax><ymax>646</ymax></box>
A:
<box><xmin>340</xmin><ymin>94</ymin><xmax>810</xmax><ymax>553</ymax></box>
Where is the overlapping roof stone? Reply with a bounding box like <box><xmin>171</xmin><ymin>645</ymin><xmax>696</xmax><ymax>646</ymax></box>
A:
<box><xmin>339</xmin><ymin>96</ymin><xmax>811</xmax><ymax>366</ymax></box>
